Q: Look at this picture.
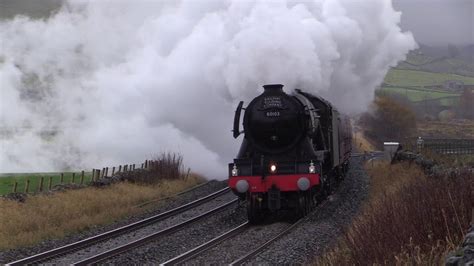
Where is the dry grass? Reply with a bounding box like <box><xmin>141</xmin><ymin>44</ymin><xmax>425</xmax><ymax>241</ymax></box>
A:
<box><xmin>0</xmin><ymin>175</ymin><xmax>204</xmax><ymax>250</ymax></box>
<box><xmin>353</xmin><ymin>131</ymin><xmax>376</xmax><ymax>152</ymax></box>
<box><xmin>417</xmin><ymin>119</ymin><xmax>474</xmax><ymax>139</ymax></box>
<box><xmin>317</xmin><ymin>161</ymin><xmax>473</xmax><ymax>265</ymax></box>
<box><xmin>319</xmin><ymin>238</ymin><xmax>457</xmax><ymax>266</ymax></box>
<box><xmin>419</xmin><ymin>149</ymin><xmax>474</xmax><ymax>168</ymax></box>
<box><xmin>365</xmin><ymin>161</ymin><xmax>426</xmax><ymax>199</ymax></box>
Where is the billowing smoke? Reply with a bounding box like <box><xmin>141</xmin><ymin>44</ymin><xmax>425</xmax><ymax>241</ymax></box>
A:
<box><xmin>0</xmin><ymin>0</ymin><xmax>416</xmax><ymax>177</ymax></box>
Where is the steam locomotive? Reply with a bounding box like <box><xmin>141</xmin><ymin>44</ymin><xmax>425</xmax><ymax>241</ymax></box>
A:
<box><xmin>228</xmin><ymin>84</ymin><xmax>352</xmax><ymax>223</ymax></box>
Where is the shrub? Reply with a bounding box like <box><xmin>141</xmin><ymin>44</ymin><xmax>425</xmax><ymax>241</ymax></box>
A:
<box><xmin>115</xmin><ymin>152</ymin><xmax>186</xmax><ymax>185</ymax></box>
<box><xmin>347</xmin><ymin>163</ymin><xmax>473</xmax><ymax>264</ymax></box>
<box><xmin>149</xmin><ymin>152</ymin><xmax>185</xmax><ymax>180</ymax></box>
<box><xmin>360</xmin><ymin>96</ymin><xmax>417</xmax><ymax>147</ymax></box>
<box><xmin>317</xmin><ymin>162</ymin><xmax>473</xmax><ymax>265</ymax></box>
<box><xmin>459</xmin><ymin>88</ymin><xmax>474</xmax><ymax>119</ymax></box>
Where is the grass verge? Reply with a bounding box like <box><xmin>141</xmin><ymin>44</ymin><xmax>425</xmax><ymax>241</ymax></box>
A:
<box><xmin>353</xmin><ymin>131</ymin><xmax>376</xmax><ymax>152</ymax></box>
<box><xmin>317</xmin><ymin>161</ymin><xmax>473</xmax><ymax>265</ymax></box>
<box><xmin>0</xmin><ymin>175</ymin><xmax>204</xmax><ymax>250</ymax></box>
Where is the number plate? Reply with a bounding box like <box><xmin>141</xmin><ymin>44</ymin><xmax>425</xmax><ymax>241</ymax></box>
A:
<box><xmin>266</xmin><ymin>111</ymin><xmax>280</xmax><ymax>117</ymax></box>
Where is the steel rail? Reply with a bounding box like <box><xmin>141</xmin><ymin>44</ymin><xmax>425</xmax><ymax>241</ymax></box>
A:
<box><xmin>230</xmin><ymin>193</ymin><xmax>337</xmax><ymax>266</ymax></box>
<box><xmin>176</xmin><ymin>180</ymin><xmax>212</xmax><ymax>196</ymax></box>
<box><xmin>229</xmin><ymin>195</ymin><xmax>334</xmax><ymax>266</ymax></box>
<box><xmin>136</xmin><ymin>180</ymin><xmax>213</xmax><ymax>208</ymax></box>
<box><xmin>74</xmin><ymin>198</ymin><xmax>238</xmax><ymax>265</ymax></box>
<box><xmin>6</xmin><ymin>187</ymin><xmax>231</xmax><ymax>266</ymax></box>
<box><xmin>160</xmin><ymin>222</ymin><xmax>250</xmax><ymax>265</ymax></box>
<box><xmin>229</xmin><ymin>217</ymin><xmax>305</xmax><ymax>266</ymax></box>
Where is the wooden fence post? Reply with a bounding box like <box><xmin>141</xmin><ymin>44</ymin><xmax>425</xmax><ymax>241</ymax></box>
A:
<box><xmin>25</xmin><ymin>179</ymin><xmax>30</xmax><ymax>193</ymax></box>
<box><xmin>124</xmin><ymin>165</ymin><xmax>128</xmax><ymax>172</ymax></box>
<box><xmin>96</xmin><ymin>169</ymin><xmax>101</xmax><ymax>180</ymax></box>
<box><xmin>81</xmin><ymin>171</ymin><xmax>85</xmax><ymax>185</ymax></box>
<box><xmin>118</xmin><ymin>165</ymin><xmax>122</xmax><ymax>173</ymax></box>
<box><xmin>102</xmin><ymin>168</ymin><xmax>105</xmax><ymax>178</ymax></box>
<box><xmin>185</xmin><ymin>168</ymin><xmax>191</xmax><ymax>180</ymax></box>
<box><xmin>13</xmin><ymin>182</ymin><xmax>18</xmax><ymax>193</ymax></box>
<box><xmin>49</xmin><ymin>176</ymin><xmax>53</xmax><ymax>190</ymax></box>
<box><xmin>141</xmin><ymin>163</ymin><xmax>144</xmax><ymax>169</ymax></box>
<box><xmin>133</xmin><ymin>164</ymin><xmax>136</xmax><ymax>171</ymax></box>
<box><xmin>39</xmin><ymin>177</ymin><xmax>44</xmax><ymax>192</ymax></box>
<box><xmin>60</xmin><ymin>173</ymin><xmax>64</xmax><ymax>183</ymax></box>
<box><xmin>145</xmin><ymin>160</ymin><xmax>148</xmax><ymax>169</ymax></box>
<box><xmin>72</xmin><ymin>173</ymin><xmax>75</xmax><ymax>184</ymax></box>
<box><xmin>112</xmin><ymin>167</ymin><xmax>115</xmax><ymax>176</ymax></box>
<box><xmin>105</xmin><ymin>167</ymin><xmax>109</xmax><ymax>177</ymax></box>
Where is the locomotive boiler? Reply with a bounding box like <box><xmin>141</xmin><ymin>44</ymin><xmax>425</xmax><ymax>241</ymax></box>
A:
<box><xmin>228</xmin><ymin>84</ymin><xmax>352</xmax><ymax>223</ymax></box>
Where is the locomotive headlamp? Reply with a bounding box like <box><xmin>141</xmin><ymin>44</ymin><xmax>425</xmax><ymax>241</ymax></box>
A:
<box><xmin>309</xmin><ymin>161</ymin><xmax>316</xmax><ymax>174</ymax></box>
<box><xmin>231</xmin><ymin>164</ymin><xmax>238</xmax><ymax>177</ymax></box>
<box><xmin>270</xmin><ymin>164</ymin><xmax>277</xmax><ymax>173</ymax></box>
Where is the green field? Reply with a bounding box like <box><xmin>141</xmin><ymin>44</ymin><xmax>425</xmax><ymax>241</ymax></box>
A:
<box><xmin>397</xmin><ymin>52</ymin><xmax>474</xmax><ymax>77</ymax></box>
<box><xmin>384</xmin><ymin>69</ymin><xmax>474</xmax><ymax>87</ymax></box>
<box><xmin>379</xmin><ymin>86</ymin><xmax>460</xmax><ymax>106</ymax></box>
<box><xmin>0</xmin><ymin>172</ymin><xmax>93</xmax><ymax>195</ymax></box>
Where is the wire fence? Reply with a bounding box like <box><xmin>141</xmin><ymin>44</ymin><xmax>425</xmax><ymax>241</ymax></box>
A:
<box><xmin>413</xmin><ymin>138</ymin><xmax>474</xmax><ymax>155</ymax></box>
<box><xmin>7</xmin><ymin>160</ymin><xmax>155</xmax><ymax>194</ymax></box>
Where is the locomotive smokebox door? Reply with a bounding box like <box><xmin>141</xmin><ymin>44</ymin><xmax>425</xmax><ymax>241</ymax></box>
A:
<box><xmin>268</xmin><ymin>186</ymin><xmax>281</xmax><ymax>211</ymax></box>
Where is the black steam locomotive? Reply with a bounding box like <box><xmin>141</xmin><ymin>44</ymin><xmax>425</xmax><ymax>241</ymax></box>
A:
<box><xmin>228</xmin><ymin>84</ymin><xmax>352</xmax><ymax>223</ymax></box>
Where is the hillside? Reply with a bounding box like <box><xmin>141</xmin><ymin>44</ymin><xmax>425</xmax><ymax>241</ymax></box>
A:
<box><xmin>384</xmin><ymin>69</ymin><xmax>474</xmax><ymax>87</ymax></box>
<box><xmin>379</xmin><ymin>46</ymin><xmax>474</xmax><ymax>110</ymax></box>
<box><xmin>395</xmin><ymin>45</ymin><xmax>474</xmax><ymax>77</ymax></box>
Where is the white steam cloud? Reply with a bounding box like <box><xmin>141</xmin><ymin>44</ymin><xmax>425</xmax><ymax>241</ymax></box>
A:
<box><xmin>0</xmin><ymin>0</ymin><xmax>416</xmax><ymax>177</ymax></box>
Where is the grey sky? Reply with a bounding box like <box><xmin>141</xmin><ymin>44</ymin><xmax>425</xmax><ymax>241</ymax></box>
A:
<box><xmin>393</xmin><ymin>0</ymin><xmax>473</xmax><ymax>45</ymax></box>
<box><xmin>1</xmin><ymin>0</ymin><xmax>473</xmax><ymax>46</ymax></box>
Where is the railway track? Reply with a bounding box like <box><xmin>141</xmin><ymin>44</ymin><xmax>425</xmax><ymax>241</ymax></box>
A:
<box><xmin>229</xmin><ymin>218</ymin><xmax>306</xmax><ymax>266</ymax></box>
<box><xmin>6</xmin><ymin>187</ymin><xmax>235</xmax><ymax>265</ymax></box>
<box><xmin>5</xmin><ymin>156</ymin><xmax>367</xmax><ymax>265</ymax></box>
<box><xmin>162</xmin><ymin>187</ymin><xmax>336</xmax><ymax>265</ymax></box>
<box><xmin>161</xmin><ymin>217</ymin><xmax>306</xmax><ymax>265</ymax></box>
<box><xmin>161</xmin><ymin>222</ymin><xmax>251</xmax><ymax>265</ymax></box>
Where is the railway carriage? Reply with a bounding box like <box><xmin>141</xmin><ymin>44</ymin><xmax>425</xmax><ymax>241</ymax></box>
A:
<box><xmin>228</xmin><ymin>84</ymin><xmax>351</xmax><ymax>223</ymax></box>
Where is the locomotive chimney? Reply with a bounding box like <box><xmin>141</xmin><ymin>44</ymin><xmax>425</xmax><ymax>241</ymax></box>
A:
<box><xmin>263</xmin><ymin>84</ymin><xmax>284</xmax><ymax>93</ymax></box>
